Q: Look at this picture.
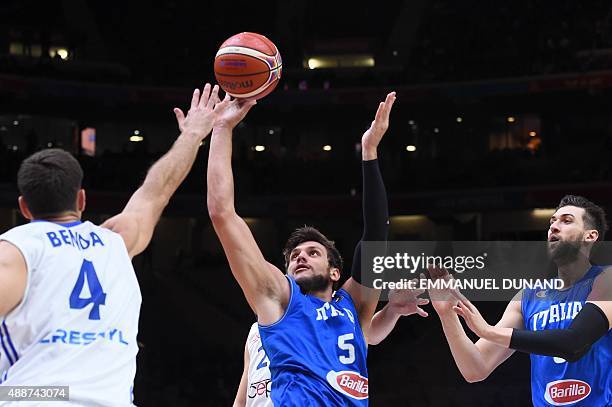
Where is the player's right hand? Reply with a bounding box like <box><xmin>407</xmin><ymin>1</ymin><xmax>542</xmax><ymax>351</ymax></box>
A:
<box><xmin>213</xmin><ymin>93</ymin><xmax>257</xmax><ymax>131</ymax></box>
<box><xmin>173</xmin><ymin>83</ymin><xmax>221</xmax><ymax>141</ymax></box>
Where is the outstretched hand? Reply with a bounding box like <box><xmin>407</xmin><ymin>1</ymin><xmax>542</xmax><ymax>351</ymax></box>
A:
<box><xmin>362</xmin><ymin>91</ymin><xmax>396</xmax><ymax>160</ymax></box>
<box><xmin>453</xmin><ymin>293</ymin><xmax>494</xmax><ymax>340</ymax></box>
<box><xmin>388</xmin><ymin>277</ymin><xmax>429</xmax><ymax>317</ymax></box>
<box><xmin>173</xmin><ymin>83</ymin><xmax>221</xmax><ymax>141</ymax></box>
<box><xmin>213</xmin><ymin>94</ymin><xmax>257</xmax><ymax>131</ymax></box>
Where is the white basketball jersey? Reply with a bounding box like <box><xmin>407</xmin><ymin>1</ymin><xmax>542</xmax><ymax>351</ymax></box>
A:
<box><xmin>245</xmin><ymin>323</ymin><xmax>272</xmax><ymax>407</ymax></box>
<box><xmin>0</xmin><ymin>220</ymin><xmax>141</xmax><ymax>406</ymax></box>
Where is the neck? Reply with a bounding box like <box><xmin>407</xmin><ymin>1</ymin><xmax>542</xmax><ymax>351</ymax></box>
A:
<box><xmin>303</xmin><ymin>286</ymin><xmax>334</xmax><ymax>302</ymax></box>
<box><xmin>36</xmin><ymin>212</ymin><xmax>81</xmax><ymax>224</ymax></box>
<box><xmin>556</xmin><ymin>255</ymin><xmax>591</xmax><ymax>288</ymax></box>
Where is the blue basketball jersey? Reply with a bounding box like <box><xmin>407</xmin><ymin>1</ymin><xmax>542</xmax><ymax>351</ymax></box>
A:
<box><xmin>522</xmin><ymin>265</ymin><xmax>611</xmax><ymax>406</ymax></box>
<box><xmin>259</xmin><ymin>276</ymin><xmax>369</xmax><ymax>406</ymax></box>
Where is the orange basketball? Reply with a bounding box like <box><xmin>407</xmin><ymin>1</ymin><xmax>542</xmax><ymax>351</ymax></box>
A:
<box><xmin>214</xmin><ymin>32</ymin><xmax>282</xmax><ymax>100</ymax></box>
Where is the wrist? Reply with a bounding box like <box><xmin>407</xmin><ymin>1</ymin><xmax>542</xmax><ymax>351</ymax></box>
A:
<box><xmin>180</xmin><ymin>130</ymin><xmax>206</xmax><ymax>142</ymax></box>
<box><xmin>436</xmin><ymin>306</ymin><xmax>457</xmax><ymax>318</ymax></box>
<box><xmin>362</xmin><ymin>146</ymin><xmax>378</xmax><ymax>161</ymax></box>
<box><xmin>214</xmin><ymin>122</ymin><xmax>236</xmax><ymax>132</ymax></box>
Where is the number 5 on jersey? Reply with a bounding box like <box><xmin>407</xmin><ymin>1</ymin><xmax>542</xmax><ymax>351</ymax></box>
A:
<box><xmin>338</xmin><ymin>333</ymin><xmax>355</xmax><ymax>364</ymax></box>
<box><xmin>69</xmin><ymin>260</ymin><xmax>107</xmax><ymax>320</ymax></box>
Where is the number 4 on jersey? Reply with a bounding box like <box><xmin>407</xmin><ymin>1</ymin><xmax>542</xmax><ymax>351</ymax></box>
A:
<box><xmin>69</xmin><ymin>260</ymin><xmax>107</xmax><ymax>320</ymax></box>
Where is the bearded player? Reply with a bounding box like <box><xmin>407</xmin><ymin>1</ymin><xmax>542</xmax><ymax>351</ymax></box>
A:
<box><xmin>208</xmin><ymin>92</ymin><xmax>396</xmax><ymax>405</ymax></box>
<box><xmin>430</xmin><ymin>195</ymin><xmax>611</xmax><ymax>406</ymax></box>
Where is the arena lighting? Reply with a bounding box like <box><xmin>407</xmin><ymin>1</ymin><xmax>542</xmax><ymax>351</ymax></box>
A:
<box><xmin>49</xmin><ymin>47</ymin><xmax>69</xmax><ymax>60</ymax></box>
<box><xmin>529</xmin><ymin>131</ymin><xmax>537</xmax><ymax>137</ymax></box>
<box><xmin>406</xmin><ymin>145</ymin><xmax>417</xmax><ymax>152</ymax></box>
<box><xmin>254</xmin><ymin>145</ymin><xmax>265</xmax><ymax>152</ymax></box>
<box><xmin>268</xmin><ymin>129</ymin><xmax>274</xmax><ymax>135</ymax></box>
<box><xmin>507</xmin><ymin>116</ymin><xmax>516</xmax><ymax>123</ymax></box>
<box><xmin>532</xmin><ymin>208</ymin><xmax>555</xmax><ymax>218</ymax></box>
<box><xmin>133</xmin><ymin>130</ymin><xmax>140</xmax><ymax>135</ymax></box>
<box><xmin>323</xmin><ymin>145</ymin><xmax>332</xmax><ymax>151</ymax></box>
<box><xmin>408</xmin><ymin>120</ymin><xmax>415</xmax><ymax>125</ymax></box>
<box><xmin>129</xmin><ymin>135</ymin><xmax>144</xmax><ymax>142</ymax></box>
<box><xmin>306</xmin><ymin>55</ymin><xmax>375</xmax><ymax>69</ymax></box>
<box><xmin>390</xmin><ymin>215</ymin><xmax>427</xmax><ymax>224</ymax></box>
<box><xmin>456</xmin><ymin>117</ymin><xmax>463</xmax><ymax>123</ymax></box>
<box><xmin>13</xmin><ymin>120</ymin><xmax>19</xmax><ymax>126</ymax></box>
<box><xmin>433</xmin><ymin>128</ymin><xmax>440</xmax><ymax>133</ymax></box>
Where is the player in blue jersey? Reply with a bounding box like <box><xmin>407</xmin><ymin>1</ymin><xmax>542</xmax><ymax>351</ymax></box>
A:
<box><xmin>429</xmin><ymin>195</ymin><xmax>611</xmax><ymax>406</ymax></box>
<box><xmin>207</xmin><ymin>92</ymin><xmax>396</xmax><ymax>405</ymax></box>
<box><xmin>233</xmin><ymin>287</ymin><xmax>429</xmax><ymax>407</ymax></box>
<box><xmin>0</xmin><ymin>84</ymin><xmax>224</xmax><ymax>404</ymax></box>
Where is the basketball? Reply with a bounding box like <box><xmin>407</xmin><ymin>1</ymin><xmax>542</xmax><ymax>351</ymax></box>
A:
<box><xmin>214</xmin><ymin>32</ymin><xmax>282</xmax><ymax>100</ymax></box>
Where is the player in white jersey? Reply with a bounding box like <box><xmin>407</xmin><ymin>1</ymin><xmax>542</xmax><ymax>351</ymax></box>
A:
<box><xmin>232</xmin><ymin>287</ymin><xmax>429</xmax><ymax>406</ymax></box>
<box><xmin>0</xmin><ymin>84</ymin><xmax>224</xmax><ymax>406</ymax></box>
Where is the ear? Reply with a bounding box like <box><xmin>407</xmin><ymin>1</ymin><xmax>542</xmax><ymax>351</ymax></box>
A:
<box><xmin>329</xmin><ymin>267</ymin><xmax>341</xmax><ymax>283</ymax></box>
<box><xmin>77</xmin><ymin>189</ymin><xmax>86</xmax><ymax>213</ymax></box>
<box><xmin>17</xmin><ymin>196</ymin><xmax>33</xmax><ymax>220</ymax></box>
<box><xmin>585</xmin><ymin>229</ymin><xmax>599</xmax><ymax>242</ymax></box>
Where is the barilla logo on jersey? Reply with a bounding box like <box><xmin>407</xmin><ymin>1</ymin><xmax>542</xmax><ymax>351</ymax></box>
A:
<box><xmin>544</xmin><ymin>379</ymin><xmax>591</xmax><ymax>405</ymax></box>
<box><xmin>326</xmin><ymin>370</ymin><xmax>368</xmax><ymax>400</ymax></box>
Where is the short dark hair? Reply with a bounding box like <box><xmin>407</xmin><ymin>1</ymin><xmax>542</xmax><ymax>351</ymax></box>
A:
<box><xmin>557</xmin><ymin>195</ymin><xmax>608</xmax><ymax>241</ymax></box>
<box><xmin>283</xmin><ymin>226</ymin><xmax>343</xmax><ymax>271</ymax></box>
<box><xmin>17</xmin><ymin>149</ymin><xmax>83</xmax><ymax>218</ymax></box>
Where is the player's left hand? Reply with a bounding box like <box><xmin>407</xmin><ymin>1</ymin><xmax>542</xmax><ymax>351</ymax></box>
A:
<box><xmin>362</xmin><ymin>91</ymin><xmax>396</xmax><ymax>159</ymax></box>
<box><xmin>388</xmin><ymin>277</ymin><xmax>429</xmax><ymax>317</ymax></box>
<box><xmin>452</xmin><ymin>293</ymin><xmax>493</xmax><ymax>339</ymax></box>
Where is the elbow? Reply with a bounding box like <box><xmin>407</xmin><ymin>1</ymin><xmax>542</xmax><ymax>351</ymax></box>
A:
<box><xmin>207</xmin><ymin>198</ymin><xmax>234</xmax><ymax>223</ymax></box>
<box><xmin>367</xmin><ymin>337</ymin><xmax>381</xmax><ymax>346</ymax></box>
<box><xmin>562</xmin><ymin>346</ymin><xmax>590</xmax><ymax>363</ymax></box>
<box><xmin>462</xmin><ymin>369</ymin><xmax>488</xmax><ymax>383</ymax></box>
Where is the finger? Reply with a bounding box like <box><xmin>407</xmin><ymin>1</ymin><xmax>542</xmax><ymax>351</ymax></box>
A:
<box><xmin>453</xmin><ymin>306</ymin><xmax>465</xmax><ymax>318</ymax></box>
<box><xmin>173</xmin><ymin>108</ymin><xmax>185</xmax><ymax>123</ymax></box>
<box><xmin>380</xmin><ymin>92</ymin><xmax>396</xmax><ymax>119</ymax></box>
<box><xmin>417</xmin><ymin>298</ymin><xmax>430</xmax><ymax>306</ymax></box>
<box><xmin>416</xmin><ymin>307</ymin><xmax>429</xmax><ymax>318</ymax></box>
<box><xmin>374</xmin><ymin>102</ymin><xmax>385</xmax><ymax>123</ymax></box>
<box><xmin>458</xmin><ymin>300</ymin><xmax>471</xmax><ymax>315</ymax></box>
<box><xmin>191</xmin><ymin>88</ymin><xmax>200</xmax><ymax>110</ymax></box>
<box><xmin>207</xmin><ymin>85</ymin><xmax>220</xmax><ymax>109</ymax></box>
<box><xmin>199</xmin><ymin>83</ymin><xmax>212</xmax><ymax>108</ymax></box>
<box><xmin>463</xmin><ymin>298</ymin><xmax>477</xmax><ymax>313</ymax></box>
<box><xmin>453</xmin><ymin>289</ymin><xmax>469</xmax><ymax>305</ymax></box>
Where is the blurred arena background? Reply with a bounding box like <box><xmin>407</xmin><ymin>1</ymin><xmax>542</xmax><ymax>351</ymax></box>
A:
<box><xmin>1</xmin><ymin>0</ymin><xmax>611</xmax><ymax>405</ymax></box>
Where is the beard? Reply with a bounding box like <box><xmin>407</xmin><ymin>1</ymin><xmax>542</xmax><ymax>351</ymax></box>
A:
<box><xmin>547</xmin><ymin>240</ymin><xmax>581</xmax><ymax>265</ymax></box>
<box><xmin>295</xmin><ymin>274</ymin><xmax>331</xmax><ymax>294</ymax></box>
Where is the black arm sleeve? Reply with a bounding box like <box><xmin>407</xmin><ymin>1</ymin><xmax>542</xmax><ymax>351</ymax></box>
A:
<box><xmin>350</xmin><ymin>159</ymin><xmax>389</xmax><ymax>284</ymax></box>
<box><xmin>510</xmin><ymin>302</ymin><xmax>610</xmax><ymax>362</ymax></box>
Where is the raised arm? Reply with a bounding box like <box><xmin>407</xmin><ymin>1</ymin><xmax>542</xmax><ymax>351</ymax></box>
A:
<box><xmin>429</xmin><ymin>268</ymin><xmax>522</xmax><ymax>382</ymax></box>
<box><xmin>102</xmin><ymin>84</ymin><xmax>220</xmax><ymax>258</ymax></box>
<box><xmin>207</xmin><ymin>95</ymin><xmax>289</xmax><ymax>325</ymax></box>
<box><xmin>342</xmin><ymin>92</ymin><xmax>395</xmax><ymax>338</ymax></box>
